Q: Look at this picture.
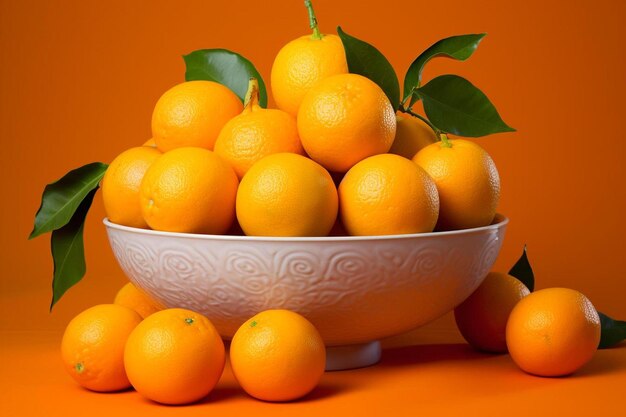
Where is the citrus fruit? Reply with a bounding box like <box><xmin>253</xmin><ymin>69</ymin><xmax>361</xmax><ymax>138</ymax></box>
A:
<box><xmin>454</xmin><ymin>272</ymin><xmax>530</xmax><ymax>353</ymax></box>
<box><xmin>214</xmin><ymin>78</ymin><xmax>304</xmax><ymax>179</ymax></box>
<box><xmin>230</xmin><ymin>309</ymin><xmax>326</xmax><ymax>402</ymax></box>
<box><xmin>61</xmin><ymin>304</ymin><xmax>142</xmax><ymax>392</ymax></box>
<box><xmin>236</xmin><ymin>153</ymin><xmax>337</xmax><ymax>236</ymax></box>
<box><xmin>339</xmin><ymin>154</ymin><xmax>439</xmax><ymax>235</ymax></box>
<box><xmin>506</xmin><ymin>287</ymin><xmax>601</xmax><ymax>377</ymax></box>
<box><xmin>140</xmin><ymin>147</ymin><xmax>238</xmax><ymax>234</ymax></box>
<box><xmin>151</xmin><ymin>80</ymin><xmax>243</xmax><ymax>152</ymax></box>
<box><xmin>114</xmin><ymin>282</ymin><xmax>163</xmax><ymax>319</ymax></box>
<box><xmin>101</xmin><ymin>146</ymin><xmax>161</xmax><ymax>228</ymax></box>
<box><xmin>389</xmin><ymin>112</ymin><xmax>437</xmax><ymax>159</ymax></box>
<box><xmin>413</xmin><ymin>138</ymin><xmax>500</xmax><ymax>230</ymax></box>
<box><xmin>124</xmin><ymin>308</ymin><xmax>225</xmax><ymax>404</ymax></box>
<box><xmin>143</xmin><ymin>138</ymin><xmax>156</xmax><ymax>147</ymax></box>
<box><xmin>297</xmin><ymin>73</ymin><xmax>396</xmax><ymax>173</ymax></box>
<box><xmin>270</xmin><ymin>10</ymin><xmax>347</xmax><ymax>117</ymax></box>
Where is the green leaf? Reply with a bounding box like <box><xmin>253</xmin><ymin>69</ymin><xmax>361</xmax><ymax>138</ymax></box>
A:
<box><xmin>403</xmin><ymin>34</ymin><xmax>485</xmax><ymax>105</ymax></box>
<box><xmin>337</xmin><ymin>26</ymin><xmax>400</xmax><ymax>110</ymax></box>
<box><xmin>415</xmin><ymin>74</ymin><xmax>515</xmax><ymax>137</ymax></box>
<box><xmin>183</xmin><ymin>49</ymin><xmax>268</xmax><ymax>108</ymax></box>
<box><xmin>598</xmin><ymin>312</ymin><xmax>626</xmax><ymax>349</ymax></box>
<box><xmin>508</xmin><ymin>245</ymin><xmax>534</xmax><ymax>291</ymax></box>
<box><xmin>50</xmin><ymin>187</ymin><xmax>98</xmax><ymax>309</ymax></box>
<box><xmin>29</xmin><ymin>163</ymin><xmax>108</xmax><ymax>239</ymax></box>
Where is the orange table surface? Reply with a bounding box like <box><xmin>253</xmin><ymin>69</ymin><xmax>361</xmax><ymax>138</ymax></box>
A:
<box><xmin>2</xmin><ymin>329</ymin><xmax>624</xmax><ymax>416</ymax></box>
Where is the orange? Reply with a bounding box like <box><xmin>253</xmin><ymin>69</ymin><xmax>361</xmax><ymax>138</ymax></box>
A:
<box><xmin>214</xmin><ymin>78</ymin><xmax>304</xmax><ymax>179</ymax></box>
<box><xmin>413</xmin><ymin>139</ymin><xmax>500</xmax><ymax>231</ymax></box>
<box><xmin>61</xmin><ymin>304</ymin><xmax>142</xmax><ymax>392</ymax></box>
<box><xmin>140</xmin><ymin>147</ymin><xmax>238</xmax><ymax>234</ymax></box>
<box><xmin>101</xmin><ymin>146</ymin><xmax>161</xmax><ymax>228</ymax></box>
<box><xmin>297</xmin><ymin>73</ymin><xmax>396</xmax><ymax>173</ymax></box>
<box><xmin>271</xmin><ymin>33</ymin><xmax>347</xmax><ymax>116</ymax></box>
<box><xmin>143</xmin><ymin>138</ymin><xmax>156</xmax><ymax>147</ymax></box>
<box><xmin>389</xmin><ymin>112</ymin><xmax>437</xmax><ymax>159</ymax></box>
<box><xmin>454</xmin><ymin>272</ymin><xmax>530</xmax><ymax>353</ymax></box>
<box><xmin>124</xmin><ymin>309</ymin><xmax>225</xmax><ymax>404</ymax></box>
<box><xmin>339</xmin><ymin>154</ymin><xmax>439</xmax><ymax>236</ymax></box>
<box><xmin>114</xmin><ymin>282</ymin><xmax>163</xmax><ymax>319</ymax></box>
<box><xmin>151</xmin><ymin>80</ymin><xmax>243</xmax><ymax>152</ymax></box>
<box><xmin>230</xmin><ymin>309</ymin><xmax>326</xmax><ymax>402</ymax></box>
<box><xmin>236</xmin><ymin>153</ymin><xmax>337</xmax><ymax>236</ymax></box>
<box><xmin>506</xmin><ymin>287</ymin><xmax>601</xmax><ymax>377</ymax></box>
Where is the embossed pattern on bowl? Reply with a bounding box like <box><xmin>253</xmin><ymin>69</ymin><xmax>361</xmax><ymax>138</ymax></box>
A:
<box><xmin>105</xmin><ymin>215</ymin><xmax>508</xmax><ymax>346</ymax></box>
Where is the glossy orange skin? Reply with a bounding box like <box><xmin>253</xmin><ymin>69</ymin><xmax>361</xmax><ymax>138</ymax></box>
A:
<box><xmin>113</xmin><ymin>282</ymin><xmax>163</xmax><ymax>319</ymax></box>
<box><xmin>454</xmin><ymin>272</ymin><xmax>530</xmax><ymax>353</ymax></box>
<box><xmin>236</xmin><ymin>153</ymin><xmax>338</xmax><ymax>237</ymax></box>
<box><xmin>271</xmin><ymin>34</ymin><xmax>347</xmax><ymax>116</ymax></box>
<box><xmin>101</xmin><ymin>146</ymin><xmax>161</xmax><ymax>228</ymax></box>
<box><xmin>139</xmin><ymin>147</ymin><xmax>238</xmax><ymax>234</ymax></box>
<box><xmin>124</xmin><ymin>308</ymin><xmax>225</xmax><ymax>404</ymax></box>
<box><xmin>389</xmin><ymin>113</ymin><xmax>437</xmax><ymax>159</ymax></box>
<box><xmin>413</xmin><ymin>139</ymin><xmax>500</xmax><ymax>231</ymax></box>
<box><xmin>151</xmin><ymin>80</ymin><xmax>243</xmax><ymax>151</ymax></box>
<box><xmin>339</xmin><ymin>153</ymin><xmax>439</xmax><ymax>236</ymax></box>
<box><xmin>230</xmin><ymin>309</ymin><xmax>326</xmax><ymax>402</ymax></box>
<box><xmin>297</xmin><ymin>73</ymin><xmax>396</xmax><ymax>173</ymax></box>
<box><xmin>506</xmin><ymin>288</ymin><xmax>601</xmax><ymax>377</ymax></box>
<box><xmin>61</xmin><ymin>304</ymin><xmax>142</xmax><ymax>392</ymax></box>
<box><xmin>214</xmin><ymin>101</ymin><xmax>304</xmax><ymax>180</ymax></box>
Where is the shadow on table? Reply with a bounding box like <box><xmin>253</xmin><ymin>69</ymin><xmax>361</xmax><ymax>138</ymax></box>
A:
<box><xmin>379</xmin><ymin>343</ymin><xmax>495</xmax><ymax>367</ymax></box>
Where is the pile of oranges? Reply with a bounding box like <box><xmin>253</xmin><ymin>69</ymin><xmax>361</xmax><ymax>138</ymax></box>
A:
<box><xmin>102</xmin><ymin>32</ymin><xmax>500</xmax><ymax>239</ymax></box>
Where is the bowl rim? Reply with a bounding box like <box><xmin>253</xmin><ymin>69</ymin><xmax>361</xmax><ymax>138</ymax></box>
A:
<box><xmin>103</xmin><ymin>214</ymin><xmax>508</xmax><ymax>242</ymax></box>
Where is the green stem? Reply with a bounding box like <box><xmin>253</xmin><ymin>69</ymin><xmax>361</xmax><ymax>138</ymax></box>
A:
<box><xmin>398</xmin><ymin>105</ymin><xmax>441</xmax><ymax>137</ymax></box>
<box><xmin>304</xmin><ymin>0</ymin><xmax>323</xmax><ymax>40</ymax></box>
<box><xmin>243</xmin><ymin>78</ymin><xmax>259</xmax><ymax>109</ymax></box>
<box><xmin>439</xmin><ymin>133</ymin><xmax>452</xmax><ymax>148</ymax></box>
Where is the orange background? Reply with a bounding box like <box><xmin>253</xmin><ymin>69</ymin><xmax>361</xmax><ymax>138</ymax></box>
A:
<box><xmin>1</xmin><ymin>0</ymin><xmax>625</xmax><ymax>413</ymax></box>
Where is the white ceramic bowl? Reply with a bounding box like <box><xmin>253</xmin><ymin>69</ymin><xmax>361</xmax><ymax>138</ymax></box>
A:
<box><xmin>105</xmin><ymin>215</ymin><xmax>508</xmax><ymax>370</ymax></box>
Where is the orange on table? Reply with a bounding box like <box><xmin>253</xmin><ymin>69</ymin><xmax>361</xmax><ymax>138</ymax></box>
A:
<box><xmin>101</xmin><ymin>146</ymin><xmax>161</xmax><ymax>229</ymax></box>
<box><xmin>151</xmin><ymin>80</ymin><xmax>243</xmax><ymax>152</ymax></box>
<box><xmin>236</xmin><ymin>153</ymin><xmax>338</xmax><ymax>237</ymax></box>
<box><xmin>61</xmin><ymin>304</ymin><xmax>142</xmax><ymax>392</ymax></box>
<box><xmin>339</xmin><ymin>153</ymin><xmax>439</xmax><ymax>235</ymax></box>
<box><xmin>114</xmin><ymin>282</ymin><xmax>163</xmax><ymax>319</ymax></box>
<box><xmin>413</xmin><ymin>139</ymin><xmax>500</xmax><ymax>231</ymax></box>
<box><xmin>214</xmin><ymin>78</ymin><xmax>304</xmax><ymax>179</ymax></box>
<box><xmin>297</xmin><ymin>73</ymin><xmax>396</xmax><ymax>173</ymax></box>
<box><xmin>271</xmin><ymin>31</ymin><xmax>347</xmax><ymax>116</ymax></box>
<box><xmin>506</xmin><ymin>287</ymin><xmax>601</xmax><ymax>377</ymax></box>
<box><xmin>230</xmin><ymin>309</ymin><xmax>326</xmax><ymax>402</ymax></box>
<box><xmin>389</xmin><ymin>112</ymin><xmax>437</xmax><ymax>159</ymax></box>
<box><xmin>124</xmin><ymin>308</ymin><xmax>225</xmax><ymax>405</ymax></box>
<box><xmin>140</xmin><ymin>147</ymin><xmax>238</xmax><ymax>234</ymax></box>
<box><xmin>454</xmin><ymin>272</ymin><xmax>530</xmax><ymax>353</ymax></box>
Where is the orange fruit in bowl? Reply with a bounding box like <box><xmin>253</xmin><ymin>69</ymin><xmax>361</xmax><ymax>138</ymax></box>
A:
<box><xmin>124</xmin><ymin>308</ymin><xmax>225</xmax><ymax>404</ymax></box>
<box><xmin>236</xmin><ymin>153</ymin><xmax>338</xmax><ymax>236</ymax></box>
<box><xmin>140</xmin><ymin>147</ymin><xmax>238</xmax><ymax>234</ymax></box>
<box><xmin>230</xmin><ymin>309</ymin><xmax>326</xmax><ymax>402</ymax></box>
<box><xmin>506</xmin><ymin>287</ymin><xmax>601</xmax><ymax>377</ymax></box>
<box><xmin>297</xmin><ymin>73</ymin><xmax>396</xmax><ymax>173</ymax></box>
<box><xmin>214</xmin><ymin>78</ymin><xmax>304</xmax><ymax>179</ymax></box>
<box><xmin>339</xmin><ymin>153</ymin><xmax>439</xmax><ymax>236</ymax></box>
<box><xmin>61</xmin><ymin>304</ymin><xmax>142</xmax><ymax>392</ymax></box>
<box><xmin>271</xmin><ymin>33</ymin><xmax>347</xmax><ymax>116</ymax></box>
<box><xmin>101</xmin><ymin>146</ymin><xmax>161</xmax><ymax>228</ymax></box>
<box><xmin>413</xmin><ymin>138</ymin><xmax>500</xmax><ymax>231</ymax></box>
<box><xmin>454</xmin><ymin>272</ymin><xmax>530</xmax><ymax>353</ymax></box>
<box><xmin>151</xmin><ymin>80</ymin><xmax>243</xmax><ymax>152</ymax></box>
<box><xmin>114</xmin><ymin>282</ymin><xmax>163</xmax><ymax>319</ymax></box>
<box><xmin>389</xmin><ymin>112</ymin><xmax>437</xmax><ymax>159</ymax></box>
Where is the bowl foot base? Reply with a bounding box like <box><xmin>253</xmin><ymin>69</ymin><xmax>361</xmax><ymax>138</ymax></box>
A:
<box><xmin>325</xmin><ymin>341</ymin><xmax>381</xmax><ymax>371</ymax></box>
